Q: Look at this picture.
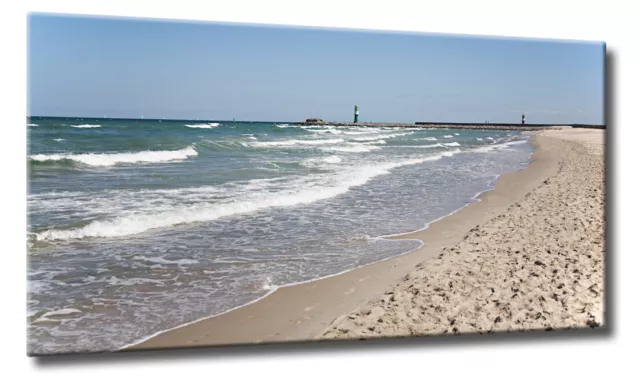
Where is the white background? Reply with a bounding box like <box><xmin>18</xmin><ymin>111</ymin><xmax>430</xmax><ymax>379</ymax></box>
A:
<box><xmin>1</xmin><ymin>0</ymin><xmax>637</xmax><ymax>384</ymax></box>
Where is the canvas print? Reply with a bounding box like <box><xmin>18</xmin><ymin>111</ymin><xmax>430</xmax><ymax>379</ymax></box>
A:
<box><xmin>27</xmin><ymin>14</ymin><xmax>606</xmax><ymax>356</ymax></box>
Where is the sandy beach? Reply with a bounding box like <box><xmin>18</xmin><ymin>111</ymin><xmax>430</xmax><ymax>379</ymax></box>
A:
<box><xmin>130</xmin><ymin>128</ymin><xmax>604</xmax><ymax>351</ymax></box>
<box><xmin>324</xmin><ymin>128</ymin><xmax>605</xmax><ymax>338</ymax></box>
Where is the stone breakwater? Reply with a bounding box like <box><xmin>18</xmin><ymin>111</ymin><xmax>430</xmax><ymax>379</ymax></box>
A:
<box><xmin>295</xmin><ymin>122</ymin><xmax>591</xmax><ymax>131</ymax></box>
<box><xmin>322</xmin><ymin>130</ymin><xmax>604</xmax><ymax>339</ymax></box>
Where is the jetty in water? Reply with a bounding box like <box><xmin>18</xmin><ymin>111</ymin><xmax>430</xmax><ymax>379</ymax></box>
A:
<box><xmin>296</xmin><ymin>118</ymin><xmax>604</xmax><ymax>131</ymax></box>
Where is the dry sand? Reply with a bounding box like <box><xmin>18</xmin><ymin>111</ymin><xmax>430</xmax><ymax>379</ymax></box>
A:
<box><xmin>323</xmin><ymin>128</ymin><xmax>605</xmax><ymax>339</ymax></box>
<box><xmin>130</xmin><ymin>128</ymin><xmax>604</xmax><ymax>351</ymax></box>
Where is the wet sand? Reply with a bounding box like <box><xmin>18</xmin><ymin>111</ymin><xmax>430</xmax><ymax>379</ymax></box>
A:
<box><xmin>129</xmin><ymin>128</ymin><xmax>603</xmax><ymax>351</ymax></box>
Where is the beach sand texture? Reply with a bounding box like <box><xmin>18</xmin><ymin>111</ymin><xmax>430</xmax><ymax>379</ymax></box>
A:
<box><xmin>323</xmin><ymin>128</ymin><xmax>605</xmax><ymax>339</ymax></box>
<box><xmin>131</xmin><ymin>128</ymin><xmax>604</xmax><ymax>350</ymax></box>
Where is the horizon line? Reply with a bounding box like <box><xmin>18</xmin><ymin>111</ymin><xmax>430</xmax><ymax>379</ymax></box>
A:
<box><xmin>26</xmin><ymin>115</ymin><xmax>605</xmax><ymax>126</ymax></box>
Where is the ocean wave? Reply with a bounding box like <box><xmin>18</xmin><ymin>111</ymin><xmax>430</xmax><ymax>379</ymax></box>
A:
<box><xmin>27</xmin><ymin>123</ymin><xmax>38</xmax><ymax>127</ymax></box>
<box><xmin>443</xmin><ymin>142</ymin><xmax>461</xmax><ymax>147</ymax></box>
<box><xmin>442</xmin><ymin>135</ymin><xmax>454</xmax><ymax>138</ymax></box>
<box><xmin>34</xmin><ymin>150</ymin><xmax>462</xmax><ymax>241</ymax></box>
<box><xmin>342</xmin><ymin>128</ymin><xmax>384</xmax><ymax>135</ymax></box>
<box><xmin>248</xmin><ymin>138</ymin><xmax>344</xmax><ymax>148</ymax></box>
<box><xmin>393</xmin><ymin>143</ymin><xmax>444</xmax><ymax>149</ymax></box>
<box><xmin>350</xmin><ymin>133</ymin><xmax>410</xmax><ymax>142</ymax></box>
<box><xmin>70</xmin><ymin>124</ymin><xmax>101</xmax><ymax>128</ymax></box>
<box><xmin>29</xmin><ymin>146</ymin><xmax>197</xmax><ymax>167</ymax></box>
<box><xmin>184</xmin><ymin>123</ymin><xmax>220</xmax><ymax>129</ymax></box>
<box><xmin>470</xmin><ymin>139</ymin><xmax>529</xmax><ymax>153</ymax></box>
<box><xmin>324</xmin><ymin>144</ymin><xmax>380</xmax><ymax>153</ymax></box>
<box><xmin>304</xmin><ymin>128</ymin><xmax>343</xmax><ymax>135</ymax></box>
<box><xmin>357</xmin><ymin>140</ymin><xmax>386</xmax><ymax>145</ymax></box>
<box><xmin>300</xmin><ymin>155</ymin><xmax>342</xmax><ymax>168</ymax></box>
<box><xmin>53</xmin><ymin>138</ymin><xmax>66</xmax><ymax>142</ymax></box>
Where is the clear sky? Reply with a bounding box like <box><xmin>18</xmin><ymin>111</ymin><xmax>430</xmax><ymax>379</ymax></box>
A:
<box><xmin>28</xmin><ymin>13</ymin><xmax>605</xmax><ymax>124</ymax></box>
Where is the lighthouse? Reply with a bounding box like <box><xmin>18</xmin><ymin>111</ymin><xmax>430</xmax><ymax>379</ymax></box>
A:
<box><xmin>354</xmin><ymin>105</ymin><xmax>359</xmax><ymax>123</ymax></box>
<box><xmin>522</xmin><ymin>113</ymin><xmax>526</xmax><ymax>125</ymax></box>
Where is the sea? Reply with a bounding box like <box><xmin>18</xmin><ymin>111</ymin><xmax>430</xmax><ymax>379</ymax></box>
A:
<box><xmin>27</xmin><ymin>117</ymin><xmax>533</xmax><ymax>354</ymax></box>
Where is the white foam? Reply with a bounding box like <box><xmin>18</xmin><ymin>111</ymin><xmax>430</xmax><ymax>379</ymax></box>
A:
<box><xmin>394</xmin><ymin>144</ymin><xmax>444</xmax><ymax>149</ymax></box>
<box><xmin>304</xmin><ymin>128</ymin><xmax>344</xmax><ymax>135</ymax></box>
<box><xmin>27</xmin><ymin>123</ymin><xmax>38</xmax><ymax>127</ymax></box>
<box><xmin>301</xmin><ymin>155</ymin><xmax>342</xmax><ymax>168</ymax></box>
<box><xmin>424</xmin><ymin>137</ymin><xmax>438</xmax><ymax>141</ymax></box>
<box><xmin>443</xmin><ymin>135</ymin><xmax>454</xmax><ymax>138</ymax></box>
<box><xmin>184</xmin><ymin>123</ymin><xmax>219</xmax><ymax>129</ymax></box>
<box><xmin>324</xmin><ymin>144</ymin><xmax>380</xmax><ymax>153</ymax></box>
<box><xmin>249</xmin><ymin>138</ymin><xmax>344</xmax><ymax>148</ymax></box>
<box><xmin>53</xmin><ymin>138</ymin><xmax>66</xmax><ymax>142</ymax></box>
<box><xmin>105</xmin><ymin>277</ymin><xmax>166</xmax><ymax>287</ymax></box>
<box><xmin>454</xmin><ymin>133</ymin><xmax>460</xmax><ymax>136</ymax></box>
<box><xmin>34</xmin><ymin>151</ymin><xmax>461</xmax><ymax>241</ymax></box>
<box><xmin>358</xmin><ymin>140</ymin><xmax>386</xmax><ymax>145</ymax></box>
<box><xmin>133</xmin><ymin>256</ymin><xmax>199</xmax><ymax>265</ymax></box>
<box><xmin>70</xmin><ymin>124</ymin><xmax>101</xmax><ymax>128</ymax></box>
<box><xmin>40</xmin><ymin>308</ymin><xmax>82</xmax><ymax>319</ymax></box>
<box><xmin>443</xmin><ymin>142</ymin><xmax>461</xmax><ymax>147</ymax></box>
<box><xmin>261</xmin><ymin>277</ymin><xmax>276</xmax><ymax>291</ymax></box>
<box><xmin>275</xmin><ymin>124</ymin><xmax>290</xmax><ymax>128</ymax></box>
<box><xmin>471</xmin><ymin>139</ymin><xmax>529</xmax><ymax>153</ymax></box>
<box><xmin>350</xmin><ymin>132</ymin><xmax>409</xmax><ymax>141</ymax></box>
<box><xmin>29</xmin><ymin>146</ymin><xmax>197</xmax><ymax>167</ymax></box>
<box><xmin>342</xmin><ymin>129</ymin><xmax>383</xmax><ymax>135</ymax></box>
<box><xmin>441</xmin><ymin>149</ymin><xmax>461</xmax><ymax>157</ymax></box>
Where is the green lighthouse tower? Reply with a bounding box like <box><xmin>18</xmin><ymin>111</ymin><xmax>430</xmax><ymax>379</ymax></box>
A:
<box><xmin>354</xmin><ymin>105</ymin><xmax>359</xmax><ymax>123</ymax></box>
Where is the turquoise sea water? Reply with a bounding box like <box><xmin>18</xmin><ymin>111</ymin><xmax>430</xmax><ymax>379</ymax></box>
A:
<box><xmin>27</xmin><ymin>117</ymin><xmax>532</xmax><ymax>354</ymax></box>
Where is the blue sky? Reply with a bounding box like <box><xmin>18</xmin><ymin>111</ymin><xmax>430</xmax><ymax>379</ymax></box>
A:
<box><xmin>28</xmin><ymin>14</ymin><xmax>605</xmax><ymax>124</ymax></box>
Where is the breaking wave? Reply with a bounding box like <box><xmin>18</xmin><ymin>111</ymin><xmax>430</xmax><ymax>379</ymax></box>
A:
<box><xmin>184</xmin><ymin>123</ymin><xmax>220</xmax><ymax>129</ymax></box>
<box><xmin>70</xmin><ymin>124</ymin><xmax>102</xmax><ymax>128</ymax></box>
<box><xmin>248</xmin><ymin>138</ymin><xmax>344</xmax><ymax>148</ymax></box>
<box><xmin>34</xmin><ymin>150</ymin><xmax>461</xmax><ymax>241</ymax></box>
<box><xmin>29</xmin><ymin>147</ymin><xmax>197</xmax><ymax>167</ymax></box>
<box><xmin>301</xmin><ymin>155</ymin><xmax>342</xmax><ymax>168</ymax></box>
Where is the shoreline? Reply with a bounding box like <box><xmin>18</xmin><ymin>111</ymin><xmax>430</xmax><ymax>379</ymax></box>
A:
<box><xmin>127</xmin><ymin>131</ymin><xmax>565</xmax><ymax>351</ymax></box>
<box><xmin>324</xmin><ymin>128</ymin><xmax>604</xmax><ymax>339</ymax></box>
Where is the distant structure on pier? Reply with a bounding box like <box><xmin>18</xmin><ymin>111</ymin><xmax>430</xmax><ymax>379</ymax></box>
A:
<box><xmin>522</xmin><ymin>113</ymin><xmax>526</xmax><ymax>125</ymax></box>
<box><xmin>354</xmin><ymin>105</ymin><xmax>359</xmax><ymax>123</ymax></box>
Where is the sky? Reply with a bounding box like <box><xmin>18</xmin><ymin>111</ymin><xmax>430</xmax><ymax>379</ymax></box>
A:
<box><xmin>28</xmin><ymin>14</ymin><xmax>605</xmax><ymax>124</ymax></box>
